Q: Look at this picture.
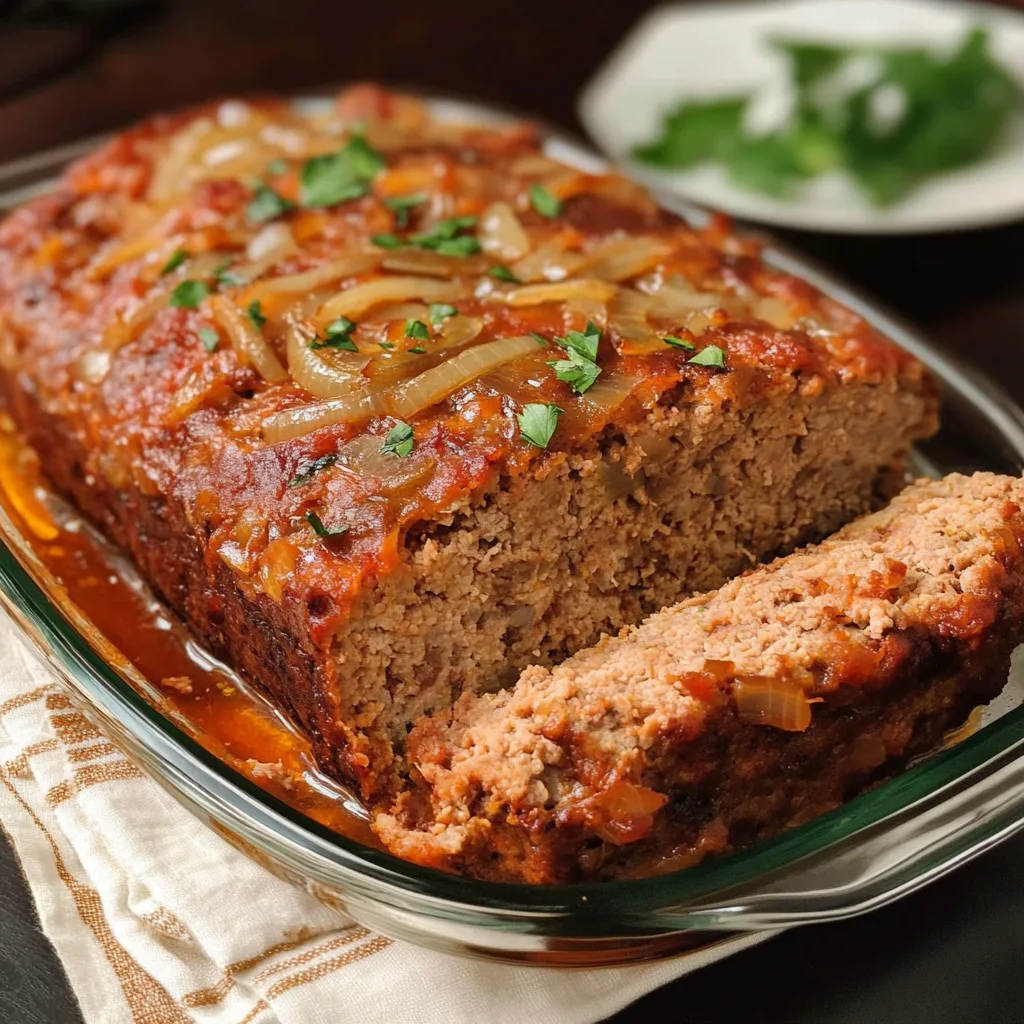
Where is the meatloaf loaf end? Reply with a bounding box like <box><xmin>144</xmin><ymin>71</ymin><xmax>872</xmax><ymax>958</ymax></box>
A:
<box><xmin>0</xmin><ymin>86</ymin><xmax>936</xmax><ymax>801</ymax></box>
<box><xmin>375</xmin><ymin>473</ymin><xmax>1024</xmax><ymax>883</ymax></box>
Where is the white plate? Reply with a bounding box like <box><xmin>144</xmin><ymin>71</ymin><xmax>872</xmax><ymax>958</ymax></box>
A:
<box><xmin>578</xmin><ymin>0</ymin><xmax>1024</xmax><ymax>233</ymax></box>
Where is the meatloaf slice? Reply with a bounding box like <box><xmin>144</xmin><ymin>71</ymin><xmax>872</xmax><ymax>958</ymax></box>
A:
<box><xmin>375</xmin><ymin>473</ymin><xmax>1024</xmax><ymax>883</ymax></box>
<box><xmin>0</xmin><ymin>86</ymin><xmax>936</xmax><ymax>801</ymax></box>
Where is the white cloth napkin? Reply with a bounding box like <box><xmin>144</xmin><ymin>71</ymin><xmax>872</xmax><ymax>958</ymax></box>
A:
<box><xmin>0</xmin><ymin>608</ymin><xmax>772</xmax><ymax>1024</ymax></box>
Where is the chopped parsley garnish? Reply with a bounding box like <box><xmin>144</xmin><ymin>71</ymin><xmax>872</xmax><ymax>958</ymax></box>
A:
<box><xmin>198</xmin><ymin>327</ymin><xmax>220</xmax><ymax>352</ymax></box>
<box><xmin>529</xmin><ymin>182</ymin><xmax>562</xmax><ymax>218</ymax></box>
<box><xmin>379</xmin><ymin>341</ymin><xmax>396</xmax><ymax>350</ymax></box>
<box><xmin>289</xmin><ymin>453</ymin><xmax>338</xmax><ymax>487</ymax></box>
<box><xmin>409</xmin><ymin>215</ymin><xmax>481</xmax><ymax>256</ymax></box>
<box><xmin>326</xmin><ymin>316</ymin><xmax>356</xmax><ymax>337</ymax></box>
<box><xmin>517</xmin><ymin>403</ymin><xmax>562</xmax><ymax>450</ymax></box>
<box><xmin>688</xmin><ymin>344</ymin><xmax>728</xmax><ymax>368</ymax></box>
<box><xmin>160</xmin><ymin>248</ymin><xmax>187</xmax><ymax>275</ymax></box>
<box><xmin>428</xmin><ymin>303</ymin><xmax>458</xmax><ymax>324</ymax></box>
<box><xmin>246</xmin><ymin>184</ymin><xmax>295</xmax><ymax>225</ymax></box>
<box><xmin>404</xmin><ymin>319</ymin><xmax>430</xmax><ymax>340</ymax></box>
<box><xmin>299</xmin><ymin>135</ymin><xmax>385</xmax><ymax>208</ymax></box>
<box><xmin>310</xmin><ymin>316</ymin><xmax>358</xmax><ymax>351</ymax></box>
<box><xmin>246</xmin><ymin>299</ymin><xmax>267</xmax><ymax>330</ymax></box>
<box><xmin>548</xmin><ymin>349</ymin><xmax>602</xmax><ymax>394</ymax></box>
<box><xmin>310</xmin><ymin>333</ymin><xmax>358</xmax><ymax>352</ymax></box>
<box><xmin>385</xmin><ymin>192</ymin><xmax>428</xmax><ymax>228</ymax></box>
<box><xmin>380</xmin><ymin>421</ymin><xmax>415</xmax><ymax>457</ymax></box>
<box><xmin>169</xmin><ymin>280</ymin><xmax>210</xmax><ymax>308</ymax></box>
<box><xmin>663</xmin><ymin>334</ymin><xmax>695</xmax><ymax>350</ymax></box>
<box><xmin>213</xmin><ymin>258</ymin><xmax>244</xmax><ymax>289</ymax></box>
<box><xmin>489</xmin><ymin>265</ymin><xmax>520</xmax><ymax>283</ymax></box>
<box><xmin>266</xmin><ymin>157</ymin><xmax>289</xmax><ymax>176</ymax></box>
<box><xmin>410</xmin><ymin>215</ymin><xmax>477</xmax><ymax>245</ymax></box>
<box><xmin>408</xmin><ymin>346</ymin><xmax>426</xmax><ymax>354</ymax></box>
<box><xmin>373</xmin><ymin>215</ymin><xmax>480</xmax><ymax>256</ymax></box>
<box><xmin>555</xmin><ymin>320</ymin><xmax>601</xmax><ymax>362</ymax></box>
<box><xmin>547</xmin><ymin>320</ymin><xmax>602</xmax><ymax>394</ymax></box>
<box><xmin>305</xmin><ymin>511</ymin><xmax>348</xmax><ymax>538</ymax></box>
<box><xmin>432</xmin><ymin>236</ymin><xmax>481</xmax><ymax>257</ymax></box>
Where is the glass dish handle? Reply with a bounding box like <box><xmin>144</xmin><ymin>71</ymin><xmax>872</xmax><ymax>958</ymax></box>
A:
<box><xmin>650</xmin><ymin>721</ymin><xmax>1024</xmax><ymax>931</ymax></box>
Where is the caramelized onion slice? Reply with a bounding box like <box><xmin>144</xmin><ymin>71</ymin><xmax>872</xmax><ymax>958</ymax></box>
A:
<box><xmin>337</xmin><ymin>434</ymin><xmax>436</xmax><ymax>493</ymax></box>
<box><xmin>286</xmin><ymin>323</ymin><xmax>371</xmax><ymax>399</ymax></box>
<box><xmin>608</xmin><ymin>289</ymin><xmax>660</xmax><ymax>347</ymax></box>
<box><xmin>262</xmin><ymin>390</ymin><xmax>387</xmax><ymax>444</ymax></box>
<box><xmin>209</xmin><ymin>295</ymin><xmax>288</xmax><ymax>383</ymax></box>
<box><xmin>381</xmin><ymin>249</ymin><xmax>487</xmax><ymax>278</ymax></box>
<box><xmin>319</xmin><ymin>276</ymin><xmax>466</xmax><ymax>322</ymax></box>
<box><xmin>479</xmin><ymin>201</ymin><xmax>530</xmax><ymax>262</ymax></box>
<box><xmin>388</xmin><ymin>334</ymin><xmax>539</xmax><ymax>419</ymax></box>
<box><xmin>510</xmin><ymin>238</ymin><xmax>584</xmax><ymax>284</ymax></box>
<box><xmin>249</xmin><ymin>254</ymin><xmax>381</xmax><ymax>298</ymax></box>
<box><xmin>437</xmin><ymin>314</ymin><xmax>483</xmax><ymax>348</ymax></box>
<box><xmin>646</xmin><ymin>284</ymin><xmax>739</xmax><ymax>319</ymax></box>
<box><xmin>558</xmin><ymin>373</ymin><xmax>639</xmax><ymax>435</ymax></box>
<box><xmin>575</xmin><ymin>236</ymin><xmax>673</xmax><ymax>282</ymax></box>
<box><xmin>733</xmin><ymin>676</ymin><xmax>812</xmax><ymax>732</ymax></box>
<box><xmin>500</xmin><ymin>279</ymin><xmax>617</xmax><ymax>307</ymax></box>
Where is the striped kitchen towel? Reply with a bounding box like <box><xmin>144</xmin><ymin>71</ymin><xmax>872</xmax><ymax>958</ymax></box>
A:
<box><xmin>0</xmin><ymin>608</ymin><xmax>771</xmax><ymax>1024</ymax></box>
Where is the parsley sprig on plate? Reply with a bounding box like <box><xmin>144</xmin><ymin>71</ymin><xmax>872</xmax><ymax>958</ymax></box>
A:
<box><xmin>634</xmin><ymin>27</ymin><xmax>1022</xmax><ymax>206</ymax></box>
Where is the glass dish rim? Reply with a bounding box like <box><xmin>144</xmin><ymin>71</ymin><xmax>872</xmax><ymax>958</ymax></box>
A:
<box><xmin>1</xmin><ymin>90</ymin><xmax>1024</xmax><ymax>932</ymax></box>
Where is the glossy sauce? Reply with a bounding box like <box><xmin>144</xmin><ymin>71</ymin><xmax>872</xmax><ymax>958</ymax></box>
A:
<box><xmin>0</xmin><ymin>419</ymin><xmax>378</xmax><ymax>846</ymax></box>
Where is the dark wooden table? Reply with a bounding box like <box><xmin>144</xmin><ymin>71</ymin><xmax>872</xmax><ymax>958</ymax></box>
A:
<box><xmin>1</xmin><ymin>2</ymin><xmax>1023</xmax><ymax>1022</ymax></box>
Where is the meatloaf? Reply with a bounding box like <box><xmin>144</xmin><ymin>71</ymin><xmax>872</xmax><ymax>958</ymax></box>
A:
<box><xmin>0</xmin><ymin>85</ymin><xmax>936</xmax><ymax>802</ymax></box>
<box><xmin>375</xmin><ymin>473</ymin><xmax>1024</xmax><ymax>883</ymax></box>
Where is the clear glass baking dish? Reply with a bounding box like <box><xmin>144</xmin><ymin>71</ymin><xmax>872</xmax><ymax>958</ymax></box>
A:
<box><xmin>2</xmin><ymin>93</ymin><xmax>1024</xmax><ymax>969</ymax></box>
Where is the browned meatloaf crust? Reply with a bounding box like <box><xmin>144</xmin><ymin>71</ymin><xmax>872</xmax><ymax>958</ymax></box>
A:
<box><xmin>0</xmin><ymin>86</ymin><xmax>936</xmax><ymax>802</ymax></box>
<box><xmin>375</xmin><ymin>473</ymin><xmax>1024</xmax><ymax>883</ymax></box>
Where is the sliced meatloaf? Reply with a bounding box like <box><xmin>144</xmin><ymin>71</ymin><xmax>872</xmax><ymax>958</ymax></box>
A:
<box><xmin>0</xmin><ymin>86</ymin><xmax>936</xmax><ymax>801</ymax></box>
<box><xmin>375</xmin><ymin>473</ymin><xmax>1024</xmax><ymax>882</ymax></box>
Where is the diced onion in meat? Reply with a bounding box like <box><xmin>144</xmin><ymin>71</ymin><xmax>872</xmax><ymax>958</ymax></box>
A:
<box><xmin>478</xmin><ymin>201</ymin><xmax>531</xmax><ymax>262</ymax></box>
<box><xmin>249</xmin><ymin>254</ymin><xmax>381</xmax><ymax>298</ymax></box>
<box><xmin>262</xmin><ymin>390</ymin><xmax>387</xmax><ymax>444</ymax></box>
<box><xmin>575</xmin><ymin>236</ymin><xmax>672</xmax><ymax>282</ymax></box>
<box><xmin>733</xmin><ymin>677</ymin><xmax>812</xmax><ymax>732</ymax></box>
<box><xmin>500</xmin><ymin>279</ymin><xmax>616</xmax><ymax>307</ymax></box>
<box><xmin>286</xmin><ymin>322</ymin><xmax>371</xmax><ymax>399</ymax></box>
<box><xmin>209</xmin><ymin>295</ymin><xmax>288</xmax><ymax>382</ymax></box>
<box><xmin>381</xmin><ymin>248</ymin><xmax>487</xmax><ymax>278</ymax></box>
<box><xmin>388</xmin><ymin>334</ymin><xmax>538</xmax><ymax>418</ymax></box>
<box><xmin>319</xmin><ymin>276</ymin><xmax>466</xmax><ymax>322</ymax></box>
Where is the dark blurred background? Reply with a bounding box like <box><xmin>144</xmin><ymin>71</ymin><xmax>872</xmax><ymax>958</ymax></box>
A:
<box><xmin>1</xmin><ymin>3</ymin><xmax>1023</xmax><ymax>1023</ymax></box>
<box><xmin>1</xmin><ymin>0</ymin><xmax>1023</xmax><ymax>351</ymax></box>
